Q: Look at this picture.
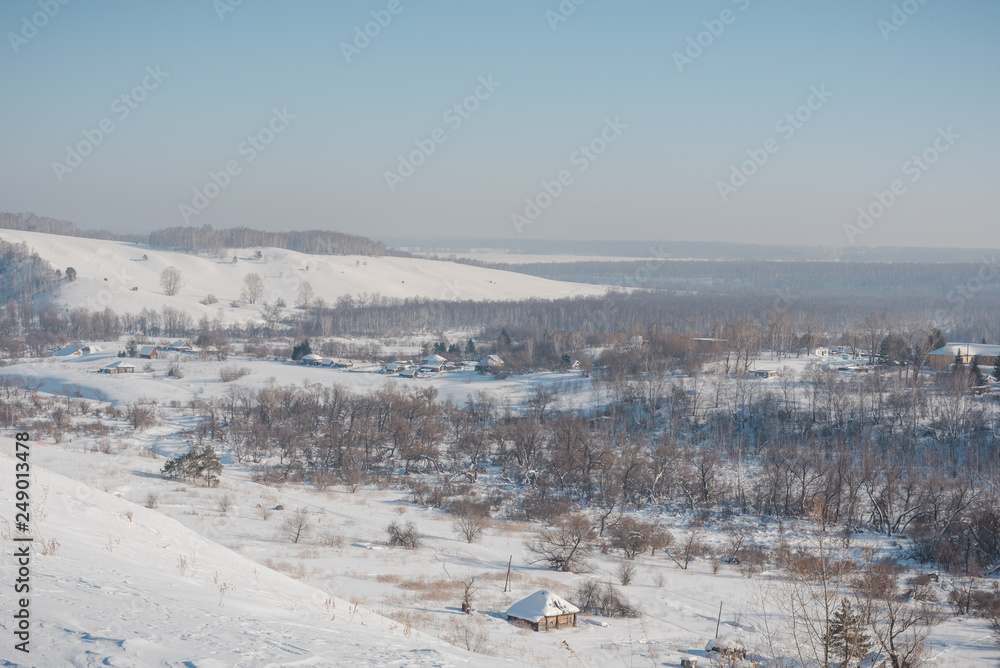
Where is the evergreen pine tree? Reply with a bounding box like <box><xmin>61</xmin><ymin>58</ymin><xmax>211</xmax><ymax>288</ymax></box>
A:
<box><xmin>466</xmin><ymin>339</ymin><xmax>476</xmax><ymax>354</ymax></box>
<box><xmin>824</xmin><ymin>599</ymin><xmax>872</xmax><ymax>667</ymax></box>
<box><xmin>498</xmin><ymin>329</ymin><xmax>512</xmax><ymax>352</ymax></box>
<box><xmin>969</xmin><ymin>356</ymin><xmax>984</xmax><ymax>386</ymax></box>
<box><xmin>291</xmin><ymin>339</ymin><xmax>312</xmax><ymax>361</ymax></box>
<box><xmin>993</xmin><ymin>358</ymin><xmax>1000</xmax><ymax>382</ymax></box>
<box><xmin>198</xmin><ymin>445</ymin><xmax>223</xmax><ymax>487</ymax></box>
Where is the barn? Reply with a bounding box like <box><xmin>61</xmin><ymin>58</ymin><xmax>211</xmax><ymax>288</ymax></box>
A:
<box><xmin>506</xmin><ymin>591</ymin><xmax>579</xmax><ymax>631</ymax></box>
<box><xmin>139</xmin><ymin>346</ymin><xmax>158</xmax><ymax>359</ymax></box>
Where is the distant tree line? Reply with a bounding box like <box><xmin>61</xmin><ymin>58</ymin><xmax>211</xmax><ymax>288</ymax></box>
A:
<box><xmin>147</xmin><ymin>225</ymin><xmax>396</xmax><ymax>257</ymax></box>
<box><xmin>0</xmin><ymin>212</ymin><xmax>397</xmax><ymax>258</ymax></box>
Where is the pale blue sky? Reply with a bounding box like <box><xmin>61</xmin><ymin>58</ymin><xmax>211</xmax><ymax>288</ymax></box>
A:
<box><xmin>1</xmin><ymin>0</ymin><xmax>997</xmax><ymax>247</ymax></box>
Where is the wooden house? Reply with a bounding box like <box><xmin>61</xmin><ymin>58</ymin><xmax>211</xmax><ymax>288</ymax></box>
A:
<box><xmin>139</xmin><ymin>346</ymin><xmax>158</xmax><ymax>359</ymax></box>
<box><xmin>475</xmin><ymin>354</ymin><xmax>505</xmax><ymax>373</ymax></box>
<box><xmin>506</xmin><ymin>591</ymin><xmax>579</xmax><ymax>631</ymax></box>
<box><xmin>100</xmin><ymin>360</ymin><xmax>135</xmax><ymax>374</ymax></box>
<box><xmin>928</xmin><ymin>342</ymin><xmax>1000</xmax><ymax>370</ymax></box>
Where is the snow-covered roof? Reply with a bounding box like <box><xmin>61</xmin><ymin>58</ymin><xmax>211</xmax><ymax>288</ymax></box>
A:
<box><xmin>102</xmin><ymin>360</ymin><xmax>134</xmax><ymax>369</ymax></box>
<box><xmin>300</xmin><ymin>353</ymin><xmax>323</xmax><ymax>361</ymax></box>
<box><xmin>139</xmin><ymin>345</ymin><xmax>156</xmax><ymax>355</ymax></box>
<box><xmin>477</xmin><ymin>354</ymin><xmax>504</xmax><ymax>366</ymax></box>
<box><xmin>930</xmin><ymin>342</ymin><xmax>1000</xmax><ymax>357</ymax></box>
<box><xmin>506</xmin><ymin>591</ymin><xmax>579</xmax><ymax>623</ymax></box>
<box><xmin>422</xmin><ymin>354</ymin><xmax>446</xmax><ymax>364</ymax></box>
<box><xmin>53</xmin><ymin>343</ymin><xmax>97</xmax><ymax>356</ymax></box>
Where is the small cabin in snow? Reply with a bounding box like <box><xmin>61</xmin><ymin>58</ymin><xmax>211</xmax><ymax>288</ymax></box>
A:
<box><xmin>139</xmin><ymin>346</ymin><xmax>158</xmax><ymax>359</ymax></box>
<box><xmin>475</xmin><ymin>354</ymin><xmax>505</xmax><ymax>373</ymax></box>
<box><xmin>100</xmin><ymin>360</ymin><xmax>135</xmax><ymax>374</ymax></box>
<box><xmin>506</xmin><ymin>591</ymin><xmax>579</xmax><ymax>631</ymax></box>
<box><xmin>299</xmin><ymin>353</ymin><xmax>324</xmax><ymax>366</ymax></box>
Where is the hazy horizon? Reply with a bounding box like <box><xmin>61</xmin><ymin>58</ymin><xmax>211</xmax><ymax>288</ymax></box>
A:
<box><xmin>2</xmin><ymin>1</ymin><xmax>998</xmax><ymax>248</ymax></box>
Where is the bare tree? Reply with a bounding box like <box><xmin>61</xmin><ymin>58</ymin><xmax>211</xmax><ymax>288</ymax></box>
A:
<box><xmin>160</xmin><ymin>266</ymin><xmax>183</xmax><ymax>296</ymax></box>
<box><xmin>665</xmin><ymin>524</ymin><xmax>702</xmax><ymax>570</ymax></box>
<box><xmin>241</xmin><ymin>272</ymin><xmax>265</xmax><ymax>305</ymax></box>
<box><xmin>280</xmin><ymin>507</ymin><xmax>311</xmax><ymax>544</ymax></box>
<box><xmin>460</xmin><ymin>576</ymin><xmax>479</xmax><ymax>613</ymax></box>
<box><xmin>525</xmin><ymin>512</ymin><xmax>595</xmax><ymax>572</ymax></box>
<box><xmin>295</xmin><ymin>281</ymin><xmax>315</xmax><ymax>309</ymax></box>
<box><xmin>452</xmin><ymin>505</ymin><xmax>487</xmax><ymax>544</ymax></box>
<box><xmin>852</xmin><ymin>550</ymin><xmax>931</xmax><ymax>668</ymax></box>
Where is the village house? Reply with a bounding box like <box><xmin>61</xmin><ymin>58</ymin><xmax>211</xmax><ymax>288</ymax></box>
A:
<box><xmin>385</xmin><ymin>361</ymin><xmax>411</xmax><ymax>374</ymax></box>
<box><xmin>99</xmin><ymin>360</ymin><xmax>135</xmax><ymax>374</ymax></box>
<box><xmin>419</xmin><ymin>353</ymin><xmax>446</xmax><ymax>373</ymax></box>
<box><xmin>139</xmin><ymin>346</ymin><xmax>158</xmax><ymax>359</ymax></box>
<box><xmin>299</xmin><ymin>353</ymin><xmax>324</xmax><ymax>366</ymax></box>
<box><xmin>928</xmin><ymin>342</ymin><xmax>1000</xmax><ymax>371</ymax></box>
<box><xmin>54</xmin><ymin>343</ymin><xmax>97</xmax><ymax>357</ymax></box>
<box><xmin>475</xmin><ymin>354</ymin><xmax>504</xmax><ymax>373</ymax></box>
<box><xmin>505</xmin><ymin>591</ymin><xmax>579</xmax><ymax>632</ymax></box>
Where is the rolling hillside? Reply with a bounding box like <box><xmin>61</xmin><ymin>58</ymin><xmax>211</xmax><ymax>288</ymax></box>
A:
<box><xmin>0</xmin><ymin>229</ymin><xmax>614</xmax><ymax>324</ymax></box>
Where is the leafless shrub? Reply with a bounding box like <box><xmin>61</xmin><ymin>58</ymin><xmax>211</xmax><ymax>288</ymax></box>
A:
<box><xmin>608</xmin><ymin>517</ymin><xmax>672</xmax><ymax>559</ymax></box>
<box><xmin>319</xmin><ymin>531</ymin><xmax>344</xmax><ymax>548</ymax></box>
<box><xmin>445</xmin><ymin>617</ymin><xmax>493</xmax><ymax>655</ymax></box>
<box><xmin>166</xmin><ymin>362</ymin><xmax>184</xmax><ymax>379</ymax></box>
<box><xmin>218</xmin><ymin>366</ymin><xmax>251</xmax><ymax>382</ymax></box>
<box><xmin>617</xmin><ymin>561</ymin><xmax>636</xmax><ymax>586</ymax></box>
<box><xmin>574</xmin><ymin>580</ymin><xmax>639</xmax><ymax>618</ymax></box>
<box><xmin>387</xmin><ymin>520</ymin><xmax>421</xmax><ymax>549</ymax></box>
<box><xmin>257</xmin><ymin>503</ymin><xmax>272</xmax><ymax>520</ymax></box>
<box><xmin>38</xmin><ymin>537</ymin><xmax>60</xmax><ymax>556</ymax></box>
<box><xmin>217</xmin><ymin>493</ymin><xmax>233</xmax><ymax>514</ymax></box>
<box><xmin>145</xmin><ymin>492</ymin><xmax>159</xmax><ymax>509</ymax></box>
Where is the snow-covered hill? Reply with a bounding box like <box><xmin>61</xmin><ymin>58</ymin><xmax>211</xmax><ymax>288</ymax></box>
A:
<box><xmin>0</xmin><ymin>229</ymin><xmax>614</xmax><ymax>324</ymax></box>
<box><xmin>0</xmin><ymin>452</ymin><xmax>510</xmax><ymax>667</ymax></box>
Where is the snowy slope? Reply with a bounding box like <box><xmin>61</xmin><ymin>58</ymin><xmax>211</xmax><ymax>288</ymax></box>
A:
<box><xmin>0</xmin><ymin>230</ymin><xmax>614</xmax><ymax>324</ymax></box>
<box><xmin>0</xmin><ymin>453</ymin><xmax>513</xmax><ymax>667</ymax></box>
